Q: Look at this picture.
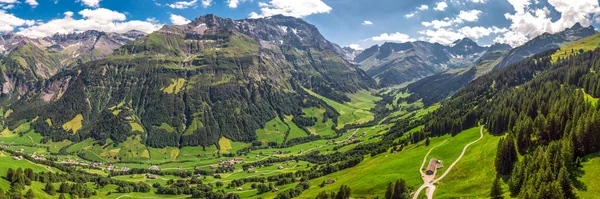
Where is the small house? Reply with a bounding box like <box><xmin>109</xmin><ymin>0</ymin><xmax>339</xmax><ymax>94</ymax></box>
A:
<box><xmin>327</xmin><ymin>178</ymin><xmax>336</xmax><ymax>184</ymax></box>
<box><xmin>278</xmin><ymin>165</ymin><xmax>284</xmax><ymax>170</ymax></box>
<box><xmin>272</xmin><ymin>188</ymin><xmax>279</xmax><ymax>192</ymax></box>
<box><xmin>426</xmin><ymin>158</ymin><xmax>439</xmax><ymax>175</ymax></box>
<box><xmin>149</xmin><ymin>165</ymin><xmax>160</xmax><ymax>171</ymax></box>
<box><xmin>237</xmin><ymin>187</ymin><xmax>243</xmax><ymax>191</ymax></box>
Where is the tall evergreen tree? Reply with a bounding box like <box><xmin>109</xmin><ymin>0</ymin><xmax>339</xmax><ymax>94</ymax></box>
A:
<box><xmin>385</xmin><ymin>182</ymin><xmax>393</xmax><ymax>199</ymax></box>
<box><xmin>490</xmin><ymin>177</ymin><xmax>502</xmax><ymax>199</ymax></box>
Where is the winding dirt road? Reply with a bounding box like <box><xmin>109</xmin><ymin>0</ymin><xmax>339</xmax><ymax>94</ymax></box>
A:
<box><xmin>412</xmin><ymin>126</ymin><xmax>484</xmax><ymax>199</ymax></box>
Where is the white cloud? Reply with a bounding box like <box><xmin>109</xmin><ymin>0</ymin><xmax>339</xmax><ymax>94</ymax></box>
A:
<box><xmin>170</xmin><ymin>14</ymin><xmax>190</xmax><ymax>25</ymax></box>
<box><xmin>422</xmin><ymin>9</ymin><xmax>481</xmax><ymax>29</ymax></box>
<box><xmin>1</xmin><ymin>4</ymin><xmax>15</xmax><ymax>9</ymax></box>
<box><xmin>419</xmin><ymin>28</ymin><xmax>464</xmax><ymax>44</ymax></box>
<box><xmin>0</xmin><ymin>10</ymin><xmax>35</xmax><ymax>32</ymax></box>
<box><xmin>78</xmin><ymin>0</ymin><xmax>100</xmax><ymax>7</ymax></box>
<box><xmin>362</xmin><ymin>20</ymin><xmax>373</xmax><ymax>25</ymax></box>
<box><xmin>457</xmin><ymin>10</ymin><xmax>481</xmax><ymax>22</ymax></box>
<box><xmin>201</xmin><ymin>0</ymin><xmax>211</xmax><ymax>8</ymax></box>
<box><xmin>168</xmin><ymin>0</ymin><xmax>197</xmax><ymax>9</ymax></box>
<box><xmin>248</xmin><ymin>0</ymin><xmax>332</xmax><ymax>18</ymax></box>
<box><xmin>346</xmin><ymin>44</ymin><xmax>363</xmax><ymax>51</ymax></box>
<box><xmin>434</xmin><ymin>1</ymin><xmax>448</xmax><ymax>11</ymax></box>
<box><xmin>418</xmin><ymin>5</ymin><xmax>429</xmax><ymax>11</ymax></box>
<box><xmin>458</xmin><ymin>26</ymin><xmax>507</xmax><ymax>39</ymax></box>
<box><xmin>495</xmin><ymin>0</ymin><xmax>600</xmax><ymax>47</ymax></box>
<box><xmin>0</xmin><ymin>0</ymin><xmax>18</xmax><ymax>3</ymax></box>
<box><xmin>16</xmin><ymin>9</ymin><xmax>163</xmax><ymax>38</ymax></box>
<box><xmin>25</xmin><ymin>0</ymin><xmax>38</xmax><ymax>7</ymax></box>
<box><xmin>369</xmin><ymin>32</ymin><xmax>415</xmax><ymax>43</ymax></box>
<box><xmin>470</xmin><ymin>0</ymin><xmax>487</xmax><ymax>3</ymax></box>
<box><xmin>404</xmin><ymin>13</ymin><xmax>415</xmax><ymax>18</ymax></box>
<box><xmin>227</xmin><ymin>0</ymin><xmax>249</xmax><ymax>8</ymax></box>
<box><xmin>146</xmin><ymin>17</ymin><xmax>159</xmax><ymax>24</ymax></box>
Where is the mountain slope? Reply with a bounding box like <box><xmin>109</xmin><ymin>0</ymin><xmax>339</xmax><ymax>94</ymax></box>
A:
<box><xmin>403</xmin><ymin>43</ymin><xmax>512</xmax><ymax>106</ymax></box>
<box><xmin>494</xmin><ymin>23</ymin><xmax>596</xmax><ymax>70</ymax></box>
<box><xmin>355</xmin><ymin>38</ymin><xmax>488</xmax><ymax>87</ymax></box>
<box><xmin>1</xmin><ymin>14</ymin><xmax>377</xmax><ymax>150</ymax></box>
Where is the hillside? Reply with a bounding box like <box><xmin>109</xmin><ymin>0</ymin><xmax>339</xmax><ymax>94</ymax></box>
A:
<box><xmin>495</xmin><ymin>23</ymin><xmax>596</xmax><ymax>70</ymax></box>
<box><xmin>354</xmin><ymin>38</ymin><xmax>488</xmax><ymax>87</ymax></box>
<box><xmin>0</xmin><ymin>14</ymin><xmax>377</xmax><ymax>151</ymax></box>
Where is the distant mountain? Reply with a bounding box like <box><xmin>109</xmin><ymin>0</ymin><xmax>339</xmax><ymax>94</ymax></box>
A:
<box><xmin>341</xmin><ymin>46</ymin><xmax>363</xmax><ymax>61</ymax></box>
<box><xmin>0</xmin><ymin>30</ymin><xmax>147</xmax><ymax>95</ymax></box>
<box><xmin>495</xmin><ymin>23</ymin><xmax>596</xmax><ymax>70</ymax></box>
<box><xmin>354</xmin><ymin>38</ymin><xmax>488</xmax><ymax>87</ymax></box>
<box><xmin>0</xmin><ymin>14</ymin><xmax>376</xmax><ymax>149</ymax></box>
<box><xmin>404</xmin><ymin>42</ymin><xmax>513</xmax><ymax>105</ymax></box>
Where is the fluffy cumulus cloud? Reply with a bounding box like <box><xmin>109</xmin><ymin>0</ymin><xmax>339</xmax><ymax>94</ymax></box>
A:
<box><xmin>16</xmin><ymin>8</ymin><xmax>163</xmax><ymax>38</ymax></box>
<box><xmin>434</xmin><ymin>1</ymin><xmax>448</xmax><ymax>11</ymax></box>
<box><xmin>249</xmin><ymin>0</ymin><xmax>332</xmax><ymax>18</ymax></box>
<box><xmin>25</xmin><ymin>0</ymin><xmax>38</xmax><ymax>7</ymax></box>
<box><xmin>362</xmin><ymin>20</ymin><xmax>373</xmax><ymax>25</ymax></box>
<box><xmin>227</xmin><ymin>0</ymin><xmax>249</xmax><ymax>8</ymax></box>
<box><xmin>405</xmin><ymin>13</ymin><xmax>415</xmax><ymax>18</ymax></box>
<box><xmin>418</xmin><ymin>28</ymin><xmax>464</xmax><ymax>44</ymax></box>
<box><xmin>422</xmin><ymin>9</ymin><xmax>481</xmax><ymax>29</ymax></box>
<box><xmin>201</xmin><ymin>0</ymin><xmax>211</xmax><ymax>8</ymax></box>
<box><xmin>170</xmin><ymin>14</ymin><xmax>190</xmax><ymax>25</ymax></box>
<box><xmin>78</xmin><ymin>0</ymin><xmax>100</xmax><ymax>7</ymax></box>
<box><xmin>459</xmin><ymin>26</ymin><xmax>507</xmax><ymax>39</ymax></box>
<box><xmin>168</xmin><ymin>0</ymin><xmax>197</xmax><ymax>9</ymax></box>
<box><xmin>418</xmin><ymin>5</ymin><xmax>429</xmax><ymax>11</ymax></box>
<box><xmin>0</xmin><ymin>0</ymin><xmax>17</xmax><ymax>9</ymax></box>
<box><xmin>346</xmin><ymin>44</ymin><xmax>363</xmax><ymax>50</ymax></box>
<box><xmin>0</xmin><ymin>10</ymin><xmax>35</xmax><ymax>32</ymax></box>
<box><xmin>417</xmin><ymin>9</ymin><xmax>504</xmax><ymax>45</ymax></box>
<box><xmin>494</xmin><ymin>0</ymin><xmax>600</xmax><ymax>47</ymax></box>
<box><xmin>369</xmin><ymin>32</ymin><xmax>415</xmax><ymax>43</ymax></box>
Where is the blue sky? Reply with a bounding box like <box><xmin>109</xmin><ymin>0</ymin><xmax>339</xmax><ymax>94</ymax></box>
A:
<box><xmin>2</xmin><ymin>0</ymin><xmax>600</xmax><ymax>49</ymax></box>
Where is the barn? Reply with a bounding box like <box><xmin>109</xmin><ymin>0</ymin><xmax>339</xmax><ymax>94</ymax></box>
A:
<box><xmin>426</xmin><ymin>158</ymin><xmax>439</xmax><ymax>175</ymax></box>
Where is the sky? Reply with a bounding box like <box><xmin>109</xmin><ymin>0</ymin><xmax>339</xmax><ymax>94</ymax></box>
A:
<box><xmin>2</xmin><ymin>0</ymin><xmax>600</xmax><ymax>50</ymax></box>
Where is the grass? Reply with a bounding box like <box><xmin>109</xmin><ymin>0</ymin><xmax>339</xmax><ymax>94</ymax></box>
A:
<box><xmin>62</xmin><ymin>114</ymin><xmax>83</xmax><ymax>133</ymax></box>
<box><xmin>434</xmin><ymin>128</ymin><xmax>502</xmax><ymax>198</ymax></box>
<box><xmin>302</xmin><ymin>107</ymin><xmax>337</xmax><ymax>138</ymax></box>
<box><xmin>130</xmin><ymin>122</ymin><xmax>145</xmax><ymax>132</ymax></box>
<box><xmin>577</xmin><ymin>154</ymin><xmax>600</xmax><ymax>198</ymax></box>
<box><xmin>218</xmin><ymin>137</ymin><xmax>232</xmax><ymax>153</ymax></box>
<box><xmin>0</xmin><ymin>152</ymin><xmax>59</xmax><ymax>191</ymax></box>
<box><xmin>552</xmin><ymin>33</ymin><xmax>600</xmax><ymax>63</ymax></box>
<box><xmin>303</xmin><ymin>88</ymin><xmax>375</xmax><ymax>129</ymax></box>
<box><xmin>295</xmin><ymin>127</ymin><xmax>484</xmax><ymax>198</ymax></box>
<box><xmin>284</xmin><ymin>116</ymin><xmax>308</xmax><ymax>140</ymax></box>
<box><xmin>148</xmin><ymin>147</ymin><xmax>180</xmax><ymax>162</ymax></box>
<box><xmin>255</xmin><ymin>117</ymin><xmax>288</xmax><ymax>144</ymax></box>
<box><xmin>161</xmin><ymin>78</ymin><xmax>186</xmax><ymax>94</ymax></box>
<box><xmin>582</xmin><ymin>89</ymin><xmax>599</xmax><ymax>107</ymax></box>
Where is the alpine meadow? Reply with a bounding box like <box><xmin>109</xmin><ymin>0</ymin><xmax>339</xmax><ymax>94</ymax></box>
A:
<box><xmin>1</xmin><ymin>0</ymin><xmax>600</xmax><ymax>199</ymax></box>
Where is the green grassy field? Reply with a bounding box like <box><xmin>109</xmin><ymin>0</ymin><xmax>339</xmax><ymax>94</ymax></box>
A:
<box><xmin>256</xmin><ymin>117</ymin><xmax>288</xmax><ymax>144</ymax></box>
<box><xmin>297</xmin><ymin>127</ymin><xmax>484</xmax><ymax>198</ymax></box>
<box><xmin>302</xmin><ymin>107</ymin><xmax>337</xmax><ymax>137</ymax></box>
<box><xmin>434</xmin><ymin>128</ymin><xmax>502</xmax><ymax>198</ymax></box>
<box><xmin>577</xmin><ymin>154</ymin><xmax>600</xmax><ymax>198</ymax></box>
<box><xmin>552</xmin><ymin>33</ymin><xmax>600</xmax><ymax>63</ymax></box>
<box><xmin>283</xmin><ymin>115</ymin><xmax>308</xmax><ymax>140</ymax></box>
<box><xmin>303</xmin><ymin>88</ymin><xmax>377</xmax><ymax>129</ymax></box>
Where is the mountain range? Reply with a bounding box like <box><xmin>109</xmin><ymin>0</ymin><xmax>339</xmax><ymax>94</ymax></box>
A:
<box><xmin>0</xmin><ymin>14</ymin><xmax>375</xmax><ymax>148</ymax></box>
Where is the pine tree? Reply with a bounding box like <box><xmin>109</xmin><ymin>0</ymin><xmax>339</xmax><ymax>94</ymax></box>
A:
<box><xmin>24</xmin><ymin>189</ymin><xmax>34</xmax><ymax>199</ymax></box>
<box><xmin>45</xmin><ymin>182</ymin><xmax>56</xmax><ymax>195</ymax></box>
<box><xmin>425</xmin><ymin>138</ymin><xmax>430</xmax><ymax>146</ymax></box>
<box><xmin>385</xmin><ymin>182</ymin><xmax>393</xmax><ymax>199</ymax></box>
<box><xmin>58</xmin><ymin>193</ymin><xmax>66</xmax><ymax>199</ymax></box>
<box><xmin>490</xmin><ymin>177</ymin><xmax>502</xmax><ymax>199</ymax></box>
